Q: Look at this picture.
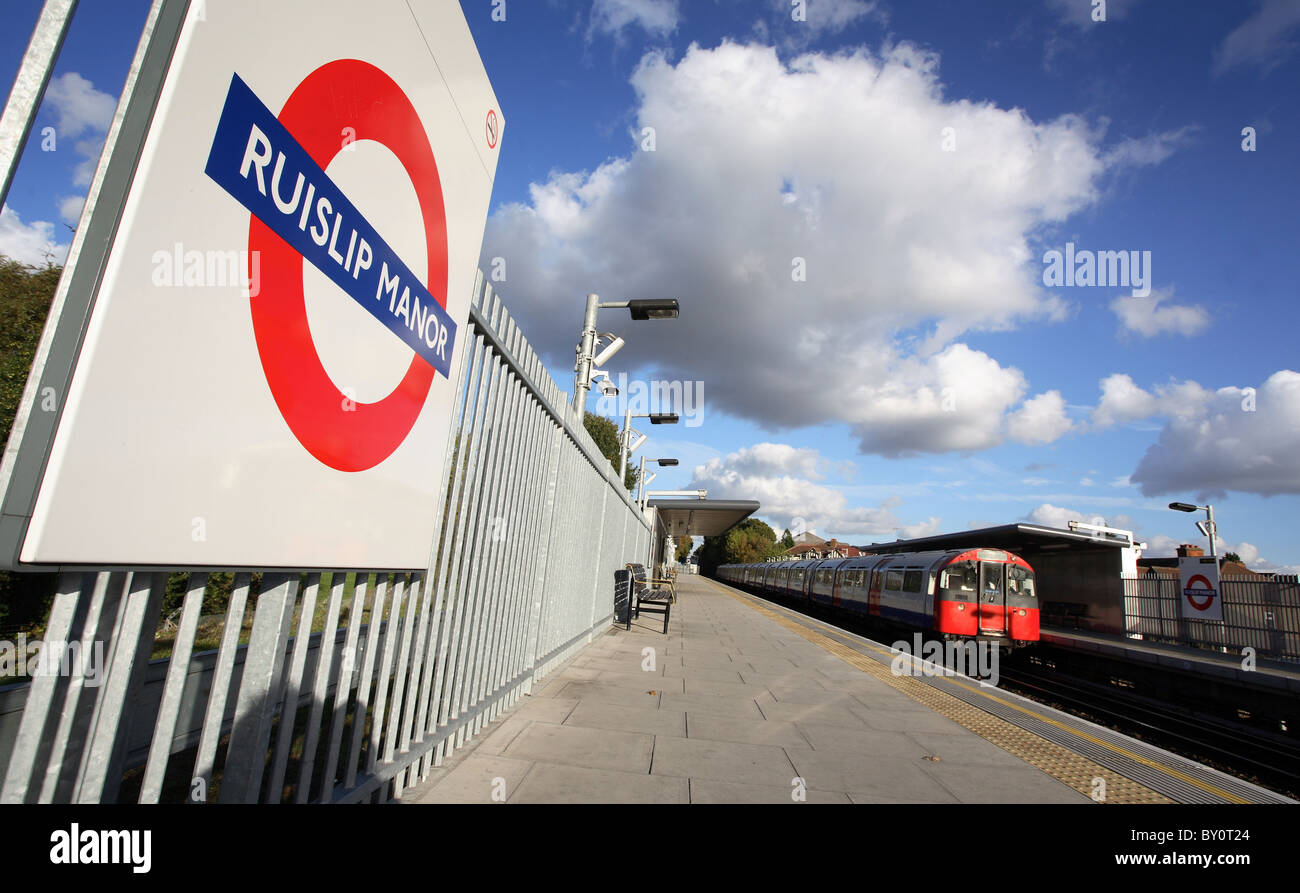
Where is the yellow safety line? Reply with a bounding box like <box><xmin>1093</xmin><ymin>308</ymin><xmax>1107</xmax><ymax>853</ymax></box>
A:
<box><xmin>703</xmin><ymin>578</ymin><xmax>1249</xmax><ymax>804</ymax></box>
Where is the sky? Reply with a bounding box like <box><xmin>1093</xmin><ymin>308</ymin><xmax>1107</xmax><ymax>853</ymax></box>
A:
<box><xmin>2</xmin><ymin>0</ymin><xmax>1299</xmax><ymax>572</ymax></box>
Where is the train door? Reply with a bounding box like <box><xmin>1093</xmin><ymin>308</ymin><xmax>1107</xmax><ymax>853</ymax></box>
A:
<box><xmin>978</xmin><ymin>562</ymin><xmax>1007</xmax><ymax>634</ymax></box>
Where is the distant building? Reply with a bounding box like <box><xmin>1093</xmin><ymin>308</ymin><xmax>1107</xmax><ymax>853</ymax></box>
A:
<box><xmin>1137</xmin><ymin>543</ymin><xmax>1264</xmax><ymax>578</ymax></box>
<box><xmin>793</xmin><ymin>531</ymin><xmax>825</xmax><ymax>547</ymax></box>
<box><xmin>782</xmin><ymin>537</ymin><xmax>861</xmax><ymax>560</ymax></box>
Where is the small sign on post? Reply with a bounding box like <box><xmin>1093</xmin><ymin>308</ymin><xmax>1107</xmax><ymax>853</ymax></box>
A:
<box><xmin>1178</xmin><ymin>557</ymin><xmax>1223</xmax><ymax>622</ymax></box>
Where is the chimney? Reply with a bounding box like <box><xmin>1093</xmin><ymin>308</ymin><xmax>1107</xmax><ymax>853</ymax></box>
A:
<box><xmin>1176</xmin><ymin>544</ymin><xmax>1204</xmax><ymax>558</ymax></box>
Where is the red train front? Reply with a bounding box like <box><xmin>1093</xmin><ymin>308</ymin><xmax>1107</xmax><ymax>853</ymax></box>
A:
<box><xmin>718</xmin><ymin>548</ymin><xmax>1040</xmax><ymax>647</ymax></box>
<box><xmin>926</xmin><ymin>549</ymin><xmax>1039</xmax><ymax>644</ymax></box>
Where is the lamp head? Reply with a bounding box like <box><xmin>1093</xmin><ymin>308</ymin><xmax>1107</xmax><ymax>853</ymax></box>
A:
<box><xmin>628</xmin><ymin>299</ymin><xmax>680</xmax><ymax>321</ymax></box>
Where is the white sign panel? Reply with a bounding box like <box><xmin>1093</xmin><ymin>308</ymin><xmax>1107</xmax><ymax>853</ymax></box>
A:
<box><xmin>10</xmin><ymin>0</ymin><xmax>502</xmax><ymax>568</ymax></box>
<box><xmin>1178</xmin><ymin>557</ymin><xmax>1223</xmax><ymax>622</ymax></box>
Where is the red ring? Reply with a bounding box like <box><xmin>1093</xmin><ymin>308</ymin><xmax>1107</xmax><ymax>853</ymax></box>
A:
<box><xmin>248</xmin><ymin>59</ymin><xmax>448</xmax><ymax>472</ymax></box>
<box><xmin>1184</xmin><ymin>574</ymin><xmax>1215</xmax><ymax>611</ymax></box>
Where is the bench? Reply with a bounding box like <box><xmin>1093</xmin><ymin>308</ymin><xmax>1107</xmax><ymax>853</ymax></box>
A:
<box><xmin>626</xmin><ymin>563</ymin><xmax>674</xmax><ymax>634</ymax></box>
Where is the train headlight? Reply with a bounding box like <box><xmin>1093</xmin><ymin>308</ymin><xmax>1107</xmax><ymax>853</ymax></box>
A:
<box><xmin>957</xmin><ymin>604</ymin><xmax>965</xmax><ymax>612</ymax></box>
<box><xmin>1018</xmin><ymin>609</ymin><xmax>1026</xmax><ymax>617</ymax></box>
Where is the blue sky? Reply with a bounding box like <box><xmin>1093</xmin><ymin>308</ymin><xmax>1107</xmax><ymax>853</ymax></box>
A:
<box><xmin>3</xmin><ymin>0</ymin><xmax>1299</xmax><ymax>570</ymax></box>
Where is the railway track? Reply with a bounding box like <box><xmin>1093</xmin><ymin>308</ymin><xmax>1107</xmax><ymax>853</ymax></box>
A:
<box><xmin>996</xmin><ymin>659</ymin><xmax>1300</xmax><ymax>799</ymax></box>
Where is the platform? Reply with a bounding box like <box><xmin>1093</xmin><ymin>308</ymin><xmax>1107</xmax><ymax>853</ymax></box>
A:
<box><xmin>1039</xmin><ymin>627</ymin><xmax>1300</xmax><ymax>693</ymax></box>
<box><xmin>399</xmin><ymin>574</ymin><xmax>1103</xmax><ymax>804</ymax></box>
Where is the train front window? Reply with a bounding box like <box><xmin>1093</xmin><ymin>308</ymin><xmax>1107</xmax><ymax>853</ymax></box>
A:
<box><xmin>944</xmin><ymin>560</ymin><xmax>977</xmax><ymax>592</ymax></box>
<box><xmin>1008</xmin><ymin>565</ymin><xmax>1034</xmax><ymax>597</ymax></box>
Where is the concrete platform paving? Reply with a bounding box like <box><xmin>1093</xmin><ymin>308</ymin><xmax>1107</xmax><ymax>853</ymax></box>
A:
<box><xmin>399</xmin><ymin>575</ymin><xmax>1091</xmax><ymax>804</ymax></box>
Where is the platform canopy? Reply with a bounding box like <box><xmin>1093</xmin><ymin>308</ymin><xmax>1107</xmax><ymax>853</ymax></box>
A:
<box><xmin>862</xmin><ymin>523</ymin><xmax>1136</xmax><ymax>557</ymax></box>
<box><xmin>648</xmin><ymin>499</ymin><xmax>759</xmax><ymax>538</ymax></box>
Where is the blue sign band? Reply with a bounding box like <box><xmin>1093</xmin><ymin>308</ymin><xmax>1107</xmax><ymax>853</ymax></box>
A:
<box><xmin>204</xmin><ymin>74</ymin><xmax>456</xmax><ymax>378</ymax></box>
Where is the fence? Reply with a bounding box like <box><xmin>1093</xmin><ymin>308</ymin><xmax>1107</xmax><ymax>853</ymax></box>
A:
<box><xmin>0</xmin><ymin>273</ymin><xmax>651</xmax><ymax>803</ymax></box>
<box><xmin>1122</xmin><ymin>573</ymin><xmax>1300</xmax><ymax>664</ymax></box>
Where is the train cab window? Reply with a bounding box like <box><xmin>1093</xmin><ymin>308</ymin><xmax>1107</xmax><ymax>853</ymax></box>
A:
<box><xmin>1008</xmin><ymin>565</ymin><xmax>1034</xmax><ymax>597</ymax></box>
<box><xmin>903</xmin><ymin>570</ymin><xmax>922</xmax><ymax>593</ymax></box>
<box><xmin>944</xmin><ymin>561</ymin><xmax>977</xmax><ymax>592</ymax></box>
<box><xmin>885</xmin><ymin>570</ymin><xmax>903</xmax><ymax>591</ymax></box>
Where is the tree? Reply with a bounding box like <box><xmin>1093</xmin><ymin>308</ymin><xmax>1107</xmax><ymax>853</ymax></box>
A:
<box><xmin>583</xmin><ymin>412</ymin><xmax>638</xmax><ymax>491</ymax></box>
<box><xmin>1223</xmin><ymin>552</ymin><xmax>1242</xmax><ymax>565</ymax></box>
<box><xmin>674</xmin><ymin>536</ymin><xmax>693</xmax><ymax>563</ymax></box>
<box><xmin>780</xmin><ymin>528</ymin><xmax>794</xmax><ymax>550</ymax></box>
<box><xmin>0</xmin><ymin>255</ymin><xmax>62</xmax><ymax>632</ymax></box>
<box><xmin>697</xmin><ymin>518</ymin><xmax>784</xmax><ymax>576</ymax></box>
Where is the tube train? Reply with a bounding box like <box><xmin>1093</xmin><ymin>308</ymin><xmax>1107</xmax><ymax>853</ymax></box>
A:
<box><xmin>718</xmin><ymin>548</ymin><xmax>1040</xmax><ymax>647</ymax></box>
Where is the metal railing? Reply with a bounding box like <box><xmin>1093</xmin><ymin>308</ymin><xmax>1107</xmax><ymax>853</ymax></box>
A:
<box><xmin>0</xmin><ymin>273</ymin><xmax>650</xmax><ymax>802</ymax></box>
<box><xmin>1122</xmin><ymin>573</ymin><xmax>1300</xmax><ymax>664</ymax></box>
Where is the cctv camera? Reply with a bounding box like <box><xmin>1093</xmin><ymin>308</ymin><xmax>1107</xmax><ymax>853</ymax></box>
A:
<box><xmin>597</xmin><ymin>376</ymin><xmax>619</xmax><ymax>397</ymax></box>
<box><xmin>593</xmin><ymin>335</ymin><xmax>625</xmax><ymax>368</ymax></box>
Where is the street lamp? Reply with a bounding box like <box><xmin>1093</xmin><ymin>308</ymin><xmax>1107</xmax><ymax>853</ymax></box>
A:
<box><xmin>637</xmin><ymin>457</ymin><xmax>679</xmax><ymax>508</ymax></box>
<box><xmin>620</xmin><ymin>412</ymin><xmax>679</xmax><ymax>482</ymax></box>
<box><xmin>572</xmin><ymin>294</ymin><xmax>679</xmax><ymax>413</ymax></box>
<box><xmin>1168</xmin><ymin>501</ymin><xmax>1218</xmax><ymax>562</ymax></box>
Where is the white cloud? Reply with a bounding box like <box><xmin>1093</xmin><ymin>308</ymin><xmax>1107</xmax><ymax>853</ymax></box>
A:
<box><xmin>0</xmin><ymin>206</ymin><xmax>69</xmax><ymax>266</ymax></box>
<box><xmin>1111</xmin><ymin>287</ymin><xmax>1210</xmax><ymax>338</ymax></box>
<box><xmin>39</xmin><ymin>73</ymin><xmax>115</xmax><ymax>197</ymax></box>
<box><xmin>1091</xmin><ymin>373</ymin><xmax>1159</xmax><ymax>428</ymax></box>
<box><xmin>1008</xmin><ymin>390</ymin><xmax>1074</xmax><ymax>445</ymax></box>
<box><xmin>42</xmin><ymin>72</ymin><xmax>116</xmax><ymax>139</ymax></box>
<box><xmin>1102</xmin><ymin>127</ymin><xmax>1196</xmax><ymax>169</ymax></box>
<box><xmin>484</xmin><ymin>41</ymin><xmax>1140</xmax><ymax>457</ymax></box>
<box><xmin>1213</xmin><ymin>0</ymin><xmax>1300</xmax><ymax>76</ymax></box>
<box><xmin>1141</xmin><ymin>534</ymin><xmax>1300</xmax><ymax>575</ymax></box>
<box><xmin>1090</xmin><ymin>373</ymin><xmax>1211</xmax><ymax>429</ymax></box>
<box><xmin>1132</xmin><ymin>370</ymin><xmax>1300</xmax><ymax>498</ymax></box>
<box><xmin>845</xmin><ymin>344</ymin><xmax>1036</xmax><ymax>456</ymax></box>
<box><xmin>702</xmin><ymin>442</ymin><xmax>841</xmax><ymax>480</ymax></box>
<box><xmin>1025</xmin><ymin>503</ymin><xmax>1108</xmax><ymax>530</ymax></box>
<box><xmin>57</xmin><ymin>195</ymin><xmax>85</xmax><ymax>225</ymax></box>
<box><xmin>899</xmin><ymin>516</ymin><xmax>943</xmax><ymax>538</ymax></box>
<box><xmin>688</xmin><ymin>442</ymin><xmax>918</xmax><ymax>539</ymax></box>
<box><xmin>589</xmin><ymin>0</ymin><xmax>679</xmax><ymax>38</ymax></box>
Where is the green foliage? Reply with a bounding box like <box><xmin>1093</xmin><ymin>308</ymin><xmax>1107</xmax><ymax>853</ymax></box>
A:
<box><xmin>161</xmin><ymin>571</ymin><xmax>241</xmax><ymax>620</ymax></box>
<box><xmin>0</xmin><ymin>256</ymin><xmax>63</xmax><ymax>631</ymax></box>
<box><xmin>674</xmin><ymin>536</ymin><xmax>693</xmax><ymax>563</ymax></box>
<box><xmin>583</xmin><ymin>412</ymin><xmax>639</xmax><ymax>491</ymax></box>
<box><xmin>697</xmin><ymin>518</ymin><xmax>784</xmax><ymax>576</ymax></box>
<box><xmin>1223</xmin><ymin>552</ymin><xmax>1242</xmax><ymax>564</ymax></box>
<box><xmin>780</xmin><ymin>528</ymin><xmax>795</xmax><ymax>550</ymax></box>
<box><xmin>0</xmin><ymin>255</ymin><xmax>61</xmax><ymax>453</ymax></box>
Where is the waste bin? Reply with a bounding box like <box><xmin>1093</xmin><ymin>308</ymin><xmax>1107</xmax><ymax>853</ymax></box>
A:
<box><xmin>614</xmin><ymin>568</ymin><xmax>633</xmax><ymax>627</ymax></box>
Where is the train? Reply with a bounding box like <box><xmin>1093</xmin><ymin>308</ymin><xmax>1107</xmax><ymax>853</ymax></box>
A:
<box><xmin>717</xmin><ymin>548</ymin><xmax>1040</xmax><ymax>647</ymax></box>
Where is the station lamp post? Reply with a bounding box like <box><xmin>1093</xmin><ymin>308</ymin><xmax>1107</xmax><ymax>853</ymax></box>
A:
<box><xmin>571</xmin><ymin>295</ymin><xmax>679</xmax><ymax>414</ymax></box>
<box><xmin>1169</xmin><ymin>501</ymin><xmax>1218</xmax><ymax>562</ymax></box>
<box><xmin>637</xmin><ymin>457</ymin><xmax>679</xmax><ymax>509</ymax></box>
<box><xmin>619</xmin><ymin>412</ymin><xmax>678</xmax><ymax>482</ymax></box>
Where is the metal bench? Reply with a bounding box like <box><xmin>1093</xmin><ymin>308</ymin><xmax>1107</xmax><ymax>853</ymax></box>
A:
<box><xmin>627</xmin><ymin>563</ymin><xmax>674</xmax><ymax>633</ymax></box>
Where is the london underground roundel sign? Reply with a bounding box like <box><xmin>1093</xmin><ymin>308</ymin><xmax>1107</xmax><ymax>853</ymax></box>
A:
<box><xmin>4</xmin><ymin>1</ymin><xmax>502</xmax><ymax>570</ymax></box>
<box><xmin>1183</xmin><ymin>574</ymin><xmax>1217</xmax><ymax>612</ymax></box>
<box><xmin>206</xmin><ymin>60</ymin><xmax>455</xmax><ymax>472</ymax></box>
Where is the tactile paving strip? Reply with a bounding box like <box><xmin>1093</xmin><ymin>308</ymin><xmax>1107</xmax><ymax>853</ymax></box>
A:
<box><xmin>709</xmin><ymin>581</ymin><xmax>1171</xmax><ymax>804</ymax></box>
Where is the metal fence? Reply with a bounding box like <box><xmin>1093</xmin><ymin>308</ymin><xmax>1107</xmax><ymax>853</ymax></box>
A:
<box><xmin>1123</xmin><ymin>574</ymin><xmax>1300</xmax><ymax>664</ymax></box>
<box><xmin>0</xmin><ymin>273</ymin><xmax>651</xmax><ymax>803</ymax></box>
